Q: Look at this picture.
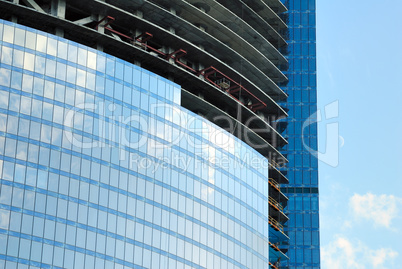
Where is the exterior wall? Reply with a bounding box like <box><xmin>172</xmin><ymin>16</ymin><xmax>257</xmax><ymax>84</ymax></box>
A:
<box><xmin>280</xmin><ymin>0</ymin><xmax>320</xmax><ymax>268</ymax></box>
<box><xmin>0</xmin><ymin>20</ymin><xmax>271</xmax><ymax>268</ymax></box>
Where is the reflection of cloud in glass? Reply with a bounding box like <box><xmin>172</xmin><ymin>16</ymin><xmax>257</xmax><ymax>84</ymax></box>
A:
<box><xmin>76</xmin><ymin>68</ymin><xmax>86</xmax><ymax>88</ymax></box>
<box><xmin>41</xmin><ymin>124</ymin><xmax>52</xmax><ymax>144</ymax></box>
<box><xmin>0</xmin><ymin>91</ymin><xmax>9</xmax><ymax>110</ymax></box>
<box><xmin>207</xmin><ymin>122</ymin><xmax>235</xmax><ymax>155</ymax></box>
<box><xmin>87</xmin><ymin>51</ymin><xmax>97</xmax><ymax>70</ymax></box>
<box><xmin>66</xmin><ymin>66</ymin><xmax>76</xmax><ymax>85</ymax></box>
<box><xmin>0</xmin><ymin>67</ymin><xmax>11</xmax><ymax>87</ymax></box>
<box><xmin>13</xmin><ymin>49</ymin><xmax>24</xmax><ymax>68</ymax></box>
<box><xmin>1</xmin><ymin>46</ymin><xmax>13</xmax><ymax>65</ymax></box>
<box><xmin>26</xmin><ymin>166</ymin><xmax>37</xmax><ymax>187</ymax></box>
<box><xmin>45</xmin><ymin>59</ymin><xmax>56</xmax><ymax>77</ymax></box>
<box><xmin>34</xmin><ymin>55</ymin><xmax>45</xmax><ymax>74</ymax></box>
<box><xmin>2</xmin><ymin>161</ymin><xmax>14</xmax><ymax>181</ymax></box>
<box><xmin>16</xmin><ymin>143</ymin><xmax>28</xmax><ymax>161</ymax></box>
<box><xmin>77</xmin><ymin>47</ymin><xmax>88</xmax><ymax>67</ymax></box>
<box><xmin>47</xmin><ymin>37</ymin><xmax>57</xmax><ymax>56</ymax></box>
<box><xmin>23</xmin><ymin>52</ymin><xmax>35</xmax><ymax>72</ymax></box>
<box><xmin>14</xmin><ymin>28</ymin><xmax>26</xmax><ymax>46</ymax></box>
<box><xmin>26</xmin><ymin>31</ymin><xmax>36</xmax><ymax>50</ymax></box>
<box><xmin>22</xmin><ymin>74</ymin><xmax>33</xmax><ymax>93</ymax></box>
<box><xmin>3</xmin><ymin>25</ymin><xmax>14</xmax><ymax>43</ymax></box>
<box><xmin>14</xmin><ymin>163</ymin><xmax>26</xmax><ymax>184</ymax></box>
<box><xmin>36</xmin><ymin>34</ymin><xmax>47</xmax><ymax>53</ymax></box>
<box><xmin>0</xmin><ymin>209</ymin><xmax>10</xmax><ymax>229</ymax></box>
<box><xmin>6</xmin><ymin>115</ymin><xmax>18</xmax><ymax>134</ymax></box>
<box><xmin>20</xmin><ymin>96</ymin><xmax>31</xmax><ymax>115</ymax></box>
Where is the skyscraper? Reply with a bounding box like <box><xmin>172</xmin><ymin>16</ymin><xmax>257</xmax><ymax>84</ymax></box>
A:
<box><xmin>280</xmin><ymin>0</ymin><xmax>320</xmax><ymax>268</ymax></box>
<box><xmin>0</xmin><ymin>0</ymin><xmax>319</xmax><ymax>268</ymax></box>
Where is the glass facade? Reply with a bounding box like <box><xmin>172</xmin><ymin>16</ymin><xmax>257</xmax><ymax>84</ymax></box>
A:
<box><xmin>280</xmin><ymin>0</ymin><xmax>320</xmax><ymax>268</ymax></box>
<box><xmin>0</xmin><ymin>20</ymin><xmax>272</xmax><ymax>268</ymax></box>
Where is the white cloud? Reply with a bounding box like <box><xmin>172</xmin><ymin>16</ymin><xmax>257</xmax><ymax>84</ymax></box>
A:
<box><xmin>349</xmin><ymin>193</ymin><xmax>401</xmax><ymax>228</ymax></box>
<box><xmin>370</xmin><ymin>248</ymin><xmax>398</xmax><ymax>268</ymax></box>
<box><xmin>322</xmin><ymin>236</ymin><xmax>398</xmax><ymax>269</ymax></box>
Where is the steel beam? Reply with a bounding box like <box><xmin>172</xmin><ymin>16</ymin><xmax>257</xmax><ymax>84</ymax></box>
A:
<box><xmin>21</xmin><ymin>0</ymin><xmax>45</xmax><ymax>13</ymax></box>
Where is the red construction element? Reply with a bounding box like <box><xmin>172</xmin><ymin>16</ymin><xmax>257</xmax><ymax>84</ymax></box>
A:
<box><xmin>269</xmin><ymin>197</ymin><xmax>283</xmax><ymax>212</ymax></box>
<box><xmin>135</xmin><ymin>32</ymin><xmax>153</xmax><ymax>43</ymax></box>
<box><xmin>269</xmin><ymin>262</ymin><xmax>279</xmax><ymax>269</ymax></box>
<box><xmin>198</xmin><ymin>66</ymin><xmax>267</xmax><ymax>112</ymax></box>
<box><xmin>165</xmin><ymin>49</ymin><xmax>186</xmax><ymax>60</ymax></box>
<box><xmin>269</xmin><ymin>220</ymin><xmax>280</xmax><ymax>232</ymax></box>
<box><xmin>134</xmin><ymin>32</ymin><xmax>166</xmax><ymax>57</ymax></box>
<box><xmin>268</xmin><ymin>216</ymin><xmax>283</xmax><ymax>232</ymax></box>
<box><xmin>269</xmin><ymin>178</ymin><xmax>281</xmax><ymax>192</ymax></box>
<box><xmin>95</xmin><ymin>16</ymin><xmax>114</xmax><ymax>31</ymax></box>
<box><xmin>96</xmin><ymin>16</ymin><xmax>134</xmax><ymax>40</ymax></box>
<box><xmin>269</xmin><ymin>242</ymin><xmax>281</xmax><ymax>252</ymax></box>
<box><xmin>165</xmin><ymin>49</ymin><xmax>197</xmax><ymax>73</ymax></box>
<box><xmin>95</xmin><ymin>16</ymin><xmax>268</xmax><ymax>112</ymax></box>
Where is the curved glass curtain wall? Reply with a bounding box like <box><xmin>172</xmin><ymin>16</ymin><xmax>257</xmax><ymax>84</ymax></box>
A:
<box><xmin>0</xmin><ymin>20</ymin><xmax>272</xmax><ymax>268</ymax></box>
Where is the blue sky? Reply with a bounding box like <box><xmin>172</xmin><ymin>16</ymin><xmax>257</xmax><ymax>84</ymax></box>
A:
<box><xmin>317</xmin><ymin>0</ymin><xmax>402</xmax><ymax>268</ymax></box>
